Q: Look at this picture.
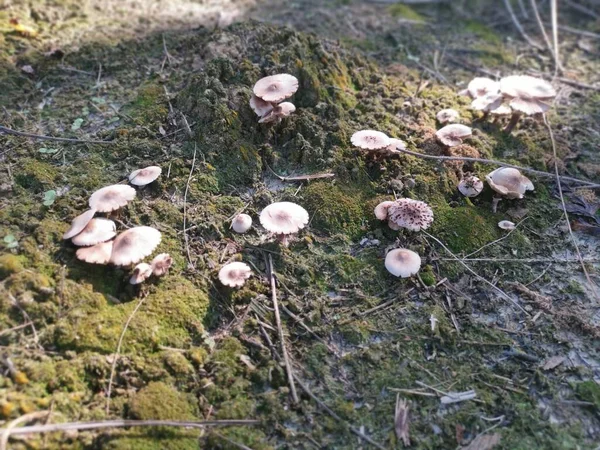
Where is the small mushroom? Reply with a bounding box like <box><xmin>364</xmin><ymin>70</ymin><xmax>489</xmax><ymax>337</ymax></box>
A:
<box><xmin>253</xmin><ymin>74</ymin><xmax>299</xmax><ymax>103</ymax></box>
<box><xmin>387</xmin><ymin>199</ymin><xmax>434</xmax><ymax>232</ymax></box>
<box><xmin>249</xmin><ymin>94</ymin><xmax>274</xmax><ymax>117</ymax></box>
<box><xmin>76</xmin><ymin>241</ymin><xmax>114</xmax><ymax>264</ymax></box>
<box><xmin>499</xmin><ymin>75</ymin><xmax>556</xmax><ymax>132</ymax></box>
<box><xmin>259</xmin><ymin>201</ymin><xmax>309</xmax><ymax>246</ymax></box>
<box><xmin>351</xmin><ymin>130</ymin><xmax>391</xmax><ymax>150</ymax></box>
<box><xmin>458</xmin><ymin>175</ymin><xmax>484</xmax><ymax>198</ymax></box>
<box><xmin>232</xmin><ymin>214</ymin><xmax>252</xmax><ymax>234</ymax></box>
<box><xmin>471</xmin><ymin>93</ymin><xmax>503</xmax><ymax>114</ymax></box>
<box><xmin>71</xmin><ymin>218</ymin><xmax>116</xmax><ymax>246</ymax></box>
<box><xmin>486</xmin><ymin>167</ymin><xmax>534</xmax><ymax>212</ymax></box>
<box><xmin>218</xmin><ymin>262</ymin><xmax>252</xmax><ymax>288</ymax></box>
<box><xmin>436</xmin><ymin>109</ymin><xmax>460</xmax><ymax>124</ymax></box>
<box><xmin>459</xmin><ymin>77</ymin><xmax>500</xmax><ymax>98</ymax></box>
<box><xmin>258</xmin><ymin>102</ymin><xmax>296</xmax><ymax>124</ymax></box>
<box><xmin>374</xmin><ymin>201</ymin><xmax>395</xmax><ymax>221</ymax></box>
<box><xmin>150</xmin><ymin>253</ymin><xmax>173</xmax><ymax>276</ymax></box>
<box><xmin>89</xmin><ymin>185</ymin><xmax>136</xmax><ymax>212</ymax></box>
<box><xmin>385</xmin><ymin>248</ymin><xmax>421</xmax><ymax>278</ymax></box>
<box><xmin>385</xmin><ymin>138</ymin><xmax>407</xmax><ymax>154</ymax></box>
<box><xmin>129</xmin><ymin>166</ymin><xmax>162</xmax><ymax>186</ymax></box>
<box><xmin>435</xmin><ymin>124</ymin><xmax>472</xmax><ymax>147</ymax></box>
<box><xmin>109</xmin><ymin>226</ymin><xmax>162</xmax><ymax>266</ymax></box>
<box><xmin>130</xmin><ymin>263</ymin><xmax>153</xmax><ymax>285</ymax></box>
<box><xmin>63</xmin><ymin>209</ymin><xmax>96</xmax><ymax>240</ymax></box>
<box><xmin>498</xmin><ymin>220</ymin><xmax>516</xmax><ymax>230</ymax></box>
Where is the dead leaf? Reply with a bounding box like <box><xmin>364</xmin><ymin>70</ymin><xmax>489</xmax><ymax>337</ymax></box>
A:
<box><xmin>461</xmin><ymin>433</ymin><xmax>501</xmax><ymax>450</ymax></box>
<box><xmin>542</xmin><ymin>356</ymin><xmax>565</xmax><ymax>371</ymax></box>
<box><xmin>394</xmin><ymin>395</ymin><xmax>410</xmax><ymax>446</ymax></box>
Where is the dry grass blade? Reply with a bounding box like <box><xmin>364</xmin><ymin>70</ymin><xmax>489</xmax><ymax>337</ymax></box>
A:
<box><xmin>550</xmin><ymin>0</ymin><xmax>562</xmax><ymax>76</ymax></box>
<box><xmin>530</xmin><ymin>0</ymin><xmax>557</xmax><ymax>68</ymax></box>
<box><xmin>0</xmin><ymin>125</ymin><xmax>115</xmax><ymax>145</ymax></box>
<box><xmin>0</xmin><ymin>411</ymin><xmax>51</xmax><ymax>450</ymax></box>
<box><xmin>503</xmin><ymin>0</ymin><xmax>543</xmax><ymax>50</ymax></box>
<box><xmin>394</xmin><ymin>395</ymin><xmax>410</xmax><ymax>446</ymax></box>
<box><xmin>183</xmin><ymin>144</ymin><xmax>197</xmax><ymax>269</ymax></box>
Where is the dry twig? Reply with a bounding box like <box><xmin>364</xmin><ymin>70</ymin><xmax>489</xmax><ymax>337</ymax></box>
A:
<box><xmin>183</xmin><ymin>144</ymin><xmax>197</xmax><ymax>269</ymax></box>
<box><xmin>0</xmin><ymin>125</ymin><xmax>114</xmax><ymax>145</ymax></box>
<box><xmin>503</xmin><ymin>0</ymin><xmax>543</xmax><ymax>50</ymax></box>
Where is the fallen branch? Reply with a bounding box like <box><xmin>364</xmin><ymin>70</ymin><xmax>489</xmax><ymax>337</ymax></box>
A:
<box><xmin>0</xmin><ymin>125</ymin><xmax>115</xmax><ymax>145</ymax></box>
<box><xmin>266</xmin><ymin>163</ymin><xmax>335</xmax><ymax>182</ymax></box>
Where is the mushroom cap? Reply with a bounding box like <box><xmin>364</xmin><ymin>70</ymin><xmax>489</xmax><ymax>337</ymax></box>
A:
<box><xmin>498</xmin><ymin>220</ymin><xmax>516</xmax><ymax>230</ymax></box>
<box><xmin>71</xmin><ymin>218</ymin><xmax>116</xmax><ymax>246</ymax></box>
<box><xmin>385</xmin><ymin>248</ymin><xmax>421</xmax><ymax>278</ymax></box>
<box><xmin>249</xmin><ymin>94</ymin><xmax>274</xmax><ymax>117</ymax></box>
<box><xmin>109</xmin><ymin>226</ymin><xmax>162</xmax><ymax>266</ymax></box>
<box><xmin>388</xmin><ymin>198</ymin><xmax>434</xmax><ymax>231</ymax></box>
<box><xmin>232</xmin><ymin>213</ymin><xmax>252</xmax><ymax>234</ymax></box>
<box><xmin>150</xmin><ymin>253</ymin><xmax>173</xmax><ymax>276</ymax></box>
<box><xmin>471</xmin><ymin>93</ymin><xmax>503</xmax><ymax>112</ymax></box>
<box><xmin>260</xmin><ymin>202</ymin><xmax>309</xmax><ymax>235</ymax></box>
<box><xmin>386</xmin><ymin>138</ymin><xmax>407</xmax><ymax>153</ymax></box>
<box><xmin>63</xmin><ymin>208</ymin><xmax>96</xmax><ymax>240</ymax></box>
<box><xmin>258</xmin><ymin>102</ymin><xmax>296</xmax><ymax>124</ymax></box>
<box><xmin>129</xmin><ymin>166</ymin><xmax>162</xmax><ymax>186</ymax></box>
<box><xmin>435</xmin><ymin>124</ymin><xmax>472</xmax><ymax>147</ymax></box>
<box><xmin>500</xmin><ymin>75</ymin><xmax>556</xmax><ymax>100</ymax></box>
<box><xmin>374</xmin><ymin>201</ymin><xmax>395</xmax><ymax>221</ymax></box>
<box><xmin>218</xmin><ymin>262</ymin><xmax>252</xmax><ymax>288</ymax></box>
<box><xmin>130</xmin><ymin>263</ymin><xmax>153</xmax><ymax>285</ymax></box>
<box><xmin>89</xmin><ymin>184</ymin><xmax>136</xmax><ymax>212</ymax></box>
<box><xmin>436</xmin><ymin>108</ymin><xmax>460</xmax><ymax>124</ymax></box>
<box><xmin>388</xmin><ymin>220</ymin><xmax>401</xmax><ymax>231</ymax></box>
<box><xmin>508</xmin><ymin>97</ymin><xmax>552</xmax><ymax>115</ymax></box>
<box><xmin>458</xmin><ymin>176</ymin><xmax>484</xmax><ymax>197</ymax></box>
<box><xmin>76</xmin><ymin>241</ymin><xmax>114</xmax><ymax>265</ymax></box>
<box><xmin>351</xmin><ymin>130</ymin><xmax>391</xmax><ymax>150</ymax></box>
<box><xmin>485</xmin><ymin>167</ymin><xmax>534</xmax><ymax>199</ymax></box>
<box><xmin>490</xmin><ymin>104</ymin><xmax>512</xmax><ymax>116</ymax></box>
<box><xmin>465</xmin><ymin>77</ymin><xmax>500</xmax><ymax>98</ymax></box>
<box><xmin>253</xmin><ymin>74</ymin><xmax>299</xmax><ymax>103</ymax></box>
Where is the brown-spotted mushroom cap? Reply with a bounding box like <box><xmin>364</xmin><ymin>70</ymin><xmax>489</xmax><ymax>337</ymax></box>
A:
<box><xmin>435</xmin><ymin>124</ymin><xmax>472</xmax><ymax>147</ymax></box>
<box><xmin>461</xmin><ymin>77</ymin><xmax>500</xmax><ymax>98</ymax></box>
<box><xmin>253</xmin><ymin>74</ymin><xmax>299</xmax><ymax>103</ymax></box>
<box><xmin>258</xmin><ymin>102</ymin><xmax>296</xmax><ymax>124</ymax></box>
<box><xmin>232</xmin><ymin>213</ymin><xmax>252</xmax><ymax>234</ymax></box>
<box><xmin>71</xmin><ymin>218</ymin><xmax>116</xmax><ymax>246</ymax></box>
<box><xmin>485</xmin><ymin>167</ymin><xmax>534</xmax><ymax>199</ymax></box>
<box><xmin>129</xmin><ymin>166</ymin><xmax>162</xmax><ymax>186</ymax></box>
<box><xmin>130</xmin><ymin>263</ymin><xmax>153</xmax><ymax>285</ymax></box>
<box><xmin>218</xmin><ymin>262</ymin><xmax>252</xmax><ymax>288</ymax></box>
<box><xmin>458</xmin><ymin>175</ymin><xmax>484</xmax><ymax>198</ymax></box>
<box><xmin>500</xmin><ymin>75</ymin><xmax>556</xmax><ymax>114</ymax></box>
<box><xmin>471</xmin><ymin>93</ymin><xmax>503</xmax><ymax>112</ymax></box>
<box><xmin>109</xmin><ymin>226</ymin><xmax>162</xmax><ymax>266</ymax></box>
<box><xmin>63</xmin><ymin>208</ymin><xmax>96</xmax><ymax>240</ymax></box>
<box><xmin>250</xmin><ymin>94</ymin><xmax>274</xmax><ymax>117</ymax></box>
<box><xmin>151</xmin><ymin>253</ymin><xmax>173</xmax><ymax>276</ymax></box>
<box><xmin>351</xmin><ymin>130</ymin><xmax>391</xmax><ymax>150</ymax></box>
<box><xmin>76</xmin><ymin>241</ymin><xmax>114</xmax><ymax>265</ymax></box>
<box><xmin>436</xmin><ymin>109</ymin><xmax>460</xmax><ymax>124</ymax></box>
<box><xmin>89</xmin><ymin>184</ymin><xmax>136</xmax><ymax>213</ymax></box>
<box><xmin>387</xmin><ymin>198</ymin><xmax>434</xmax><ymax>232</ymax></box>
<box><xmin>385</xmin><ymin>248</ymin><xmax>421</xmax><ymax>278</ymax></box>
<box><xmin>260</xmin><ymin>202</ymin><xmax>309</xmax><ymax>235</ymax></box>
<box><xmin>374</xmin><ymin>201</ymin><xmax>395</xmax><ymax>221</ymax></box>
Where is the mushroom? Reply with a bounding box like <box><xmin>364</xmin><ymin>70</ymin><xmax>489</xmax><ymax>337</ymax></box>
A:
<box><xmin>249</xmin><ymin>94</ymin><xmax>275</xmax><ymax>117</ymax></box>
<box><xmin>130</xmin><ymin>263</ymin><xmax>153</xmax><ymax>285</ymax></box>
<box><xmin>150</xmin><ymin>253</ymin><xmax>173</xmax><ymax>276</ymax></box>
<box><xmin>458</xmin><ymin>175</ymin><xmax>484</xmax><ymax>198</ymax></box>
<box><xmin>351</xmin><ymin>130</ymin><xmax>391</xmax><ymax>151</ymax></box>
<box><xmin>258</xmin><ymin>102</ymin><xmax>296</xmax><ymax>124</ymax></box>
<box><xmin>385</xmin><ymin>248</ymin><xmax>421</xmax><ymax>278</ymax></box>
<box><xmin>89</xmin><ymin>185</ymin><xmax>136</xmax><ymax>213</ymax></box>
<box><xmin>109</xmin><ymin>226</ymin><xmax>162</xmax><ymax>266</ymax></box>
<box><xmin>490</xmin><ymin>104</ymin><xmax>512</xmax><ymax>124</ymax></box>
<box><xmin>387</xmin><ymin>199</ymin><xmax>434</xmax><ymax>232</ymax></box>
<box><xmin>485</xmin><ymin>167</ymin><xmax>534</xmax><ymax>212</ymax></box>
<box><xmin>129</xmin><ymin>166</ymin><xmax>162</xmax><ymax>186</ymax></box>
<box><xmin>498</xmin><ymin>220</ymin><xmax>516</xmax><ymax>230</ymax></box>
<box><xmin>71</xmin><ymin>218</ymin><xmax>116</xmax><ymax>246</ymax></box>
<box><xmin>435</xmin><ymin>124</ymin><xmax>472</xmax><ymax>147</ymax></box>
<box><xmin>374</xmin><ymin>201</ymin><xmax>395</xmax><ymax>221</ymax></box>
<box><xmin>436</xmin><ymin>109</ymin><xmax>460</xmax><ymax>124</ymax></box>
<box><xmin>232</xmin><ymin>214</ymin><xmax>252</xmax><ymax>234</ymax></box>
<box><xmin>259</xmin><ymin>201</ymin><xmax>309</xmax><ymax>246</ymax></box>
<box><xmin>385</xmin><ymin>138</ymin><xmax>407</xmax><ymax>154</ymax></box>
<box><xmin>253</xmin><ymin>74</ymin><xmax>299</xmax><ymax>103</ymax></box>
<box><xmin>63</xmin><ymin>209</ymin><xmax>96</xmax><ymax>240</ymax></box>
<box><xmin>459</xmin><ymin>77</ymin><xmax>500</xmax><ymax>98</ymax></box>
<box><xmin>75</xmin><ymin>241</ymin><xmax>114</xmax><ymax>265</ymax></box>
<box><xmin>499</xmin><ymin>75</ymin><xmax>556</xmax><ymax>133</ymax></box>
<box><xmin>470</xmin><ymin>93</ymin><xmax>503</xmax><ymax>121</ymax></box>
<box><xmin>218</xmin><ymin>262</ymin><xmax>252</xmax><ymax>288</ymax></box>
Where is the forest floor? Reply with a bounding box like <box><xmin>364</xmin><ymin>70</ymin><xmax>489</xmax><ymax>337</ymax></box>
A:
<box><xmin>0</xmin><ymin>0</ymin><xmax>599</xmax><ymax>449</ymax></box>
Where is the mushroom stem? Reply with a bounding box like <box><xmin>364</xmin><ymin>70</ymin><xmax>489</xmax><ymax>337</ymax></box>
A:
<box><xmin>474</xmin><ymin>111</ymin><xmax>489</xmax><ymax>123</ymax></box>
<box><xmin>492</xmin><ymin>197</ymin><xmax>502</xmax><ymax>213</ymax></box>
<box><xmin>276</xmin><ymin>234</ymin><xmax>290</xmax><ymax>247</ymax></box>
<box><xmin>504</xmin><ymin>112</ymin><xmax>522</xmax><ymax>133</ymax></box>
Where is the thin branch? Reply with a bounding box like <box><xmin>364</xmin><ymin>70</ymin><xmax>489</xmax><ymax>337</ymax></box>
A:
<box><xmin>530</xmin><ymin>0</ymin><xmax>557</xmax><ymax>69</ymax></box>
<box><xmin>550</xmin><ymin>0</ymin><xmax>562</xmax><ymax>76</ymax></box>
<box><xmin>543</xmin><ymin>115</ymin><xmax>598</xmax><ymax>301</ymax></box>
<box><xmin>1</xmin><ymin>411</ymin><xmax>51</xmax><ymax>450</ymax></box>
<box><xmin>183</xmin><ymin>144</ymin><xmax>197</xmax><ymax>269</ymax></box>
<box><xmin>502</xmin><ymin>0</ymin><xmax>544</xmax><ymax>50</ymax></box>
<box><xmin>564</xmin><ymin>0</ymin><xmax>599</xmax><ymax>19</ymax></box>
<box><xmin>265</xmin><ymin>163</ymin><xmax>335</xmax><ymax>182</ymax></box>
<box><xmin>0</xmin><ymin>125</ymin><xmax>115</xmax><ymax>145</ymax></box>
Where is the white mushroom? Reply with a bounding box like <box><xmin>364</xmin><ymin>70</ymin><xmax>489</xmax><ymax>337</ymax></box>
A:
<box><xmin>498</xmin><ymin>220</ymin><xmax>516</xmax><ymax>230</ymax></box>
<box><xmin>374</xmin><ymin>201</ymin><xmax>395</xmax><ymax>221</ymax></box>
<box><xmin>387</xmin><ymin>199</ymin><xmax>434</xmax><ymax>232</ymax></box>
<box><xmin>385</xmin><ymin>248</ymin><xmax>421</xmax><ymax>278</ymax></box>
<box><xmin>253</xmin><ymin>74</ymin><xmax>299</xmax><ymax>103</ymax></box>
<box><xmin>75</xmin><ymin>241</ymin><xmax>114</xmax><ymax>265</ymax></box>
<box><xmin>71</xmin><ymin>218</ymin><xmax>116</xmax><ymax>246</ymax></box>
<box><xmin>458</xmin><ymin>175</ymin><xmax>484</xmax><ymax>198</ymax></box>
<box><xmin>109</xmin><ymin>226</ymin><xmax>162</xmax><ymax>266</ymax></box>
<box><xmin>63</xmin><ymin>209</ymin><xmax>96</xmax><ymax>240</ymax></box>
<box><xmin>129</xmin><ymin>166</ymin><xmax>162</xmax><ymax>186</ymax></box>
<box><xmin>436</xmin><ymin>109</ymin><xmax>460</xmax><ymax>124</ymax></box>
<box><xmin>89</xmin><ymin>185</ymin><xmax>136</xmax><ymax>213</ymax></box>
<box><xmin>249</xmin><ymin>94</ymin><xmax>274</xmax><ymax>117</ymax></box>
<box><xmin>499</xmin><ymin>75</ymin><xmax>556</xmax><ymax>132</ymax></box>
<box><xmin>150</xmin><ymin>253</ymin><xmax>173</xmax><ymax>276</ymax></box>
<box><xmin>435</xmin><ymin>124</ymin><xmax>472</xmax><ymax>147</ymax></box>
<box><xmin>258</xmin><ymin>102</ymin><xmax>296</xmax><ymax>124</ymax></box>
<box><xmin>130</xmin><ymin>263</ymin><xmax>153</xmax><ymax>285</ymax></box>
<box><xmin>232</xmin><ymin>214</ymin><xmax>252</xmax><ymax>234</ymax></box>
<box><xmin>259</xmin><ymin>202</ymin><xmax>309</xmax><ymax>245</ymax></box>
<box><xmin>460</xmin><ymin>77</ymin><xmax>500</xmax><ymax>98</ymax></box>
<box><xmin>486</xmin><ymin>167</ymin><xmax>534</xmax><ymax>212</ymax></box>
<box><xmin>351</xmin><ymin>130</ymin><xmax>391</xmax><ymax>150</ymax></box>
<box><xmin>218</xmin><ymin>262</ymin><xmax>252</xmax><ymax>288</ymax></box>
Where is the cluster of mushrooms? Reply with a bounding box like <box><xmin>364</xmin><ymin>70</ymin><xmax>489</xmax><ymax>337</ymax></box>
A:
<box><xmin>63</xmin><ymin>166</ymin><xmax>173</xmax><ymax>285</ymax></box>
<box><xmin>249</xmin><ymin>74</ymin><xmax>299</xmax><ymax>124</ymax></box>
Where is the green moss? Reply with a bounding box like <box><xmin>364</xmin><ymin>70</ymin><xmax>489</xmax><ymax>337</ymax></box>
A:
<box><xmin>388</xmin><ymin>4</ymin><xmax>425</xmax><ymax>22</ymax></box>
<box><xmin>129</xmin><ymin>382</ymin><xmax>197</xmax><ymax>420</ymax></box>
<box><xmin>420</xmin><ymin>265</ymin><xmax>436</xmax><ymax>286</ymax></box>
<box><xmin>128</xmin><ymin>83</ymin><xmax>169</xmax><ymax>124</ymax></box>
<box><xmin>576</xmin><ymin>381</ymin><xmax>600</xmax><ymax>409</ymax></box>
<box><xmin>14</xmin><ymin>158</ymin><xmax>59</xmax><ymax>191</ymax></box>
<box><xmin>463</xmin><ymin>20</ymin><xmax>501</xmax><ymax>44</ymax></box>
<box><xmin>0</xmin><ymin>254</ymin><xmax>24</xmax><ymax>278</ymax></box>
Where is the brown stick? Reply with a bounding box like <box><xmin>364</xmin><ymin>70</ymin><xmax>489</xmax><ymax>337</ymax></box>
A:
<box><xmin>0</xmin><ymin>125</ymin><xmax>115</xmax><ymax>145</ymax></box>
